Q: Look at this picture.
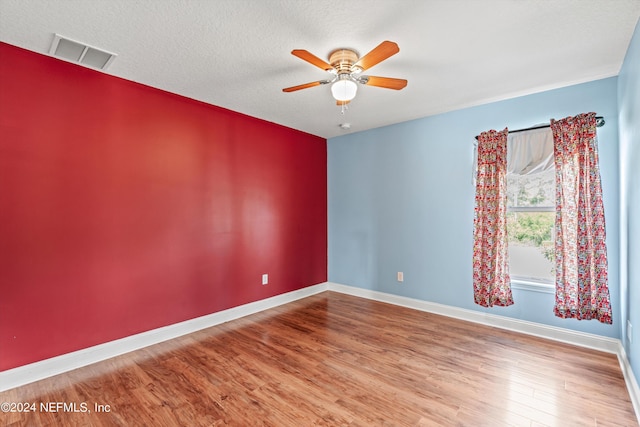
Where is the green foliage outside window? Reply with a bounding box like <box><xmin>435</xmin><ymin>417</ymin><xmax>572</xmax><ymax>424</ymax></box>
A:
<box><xmin>507</xmin><ymin>212</ymin><xmax>555</xmax><ymax>263</ymax></box>
<box><xmin>507</xmin><ymin>171</ymin><xmax>556</xmax><ymax>271</ymax></box>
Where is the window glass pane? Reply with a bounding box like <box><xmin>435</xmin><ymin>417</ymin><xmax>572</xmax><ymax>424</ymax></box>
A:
<box><xmin>507</xmin><ymin>211</ymin><xmax>555</xmax><ymax>282</ymax></box>
<box><xmin>507</xmin><ymin>169</ymin><xmax>555</xmax><ymax>208</ymax></box>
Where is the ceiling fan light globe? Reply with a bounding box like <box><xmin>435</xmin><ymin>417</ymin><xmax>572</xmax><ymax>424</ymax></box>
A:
<box><xmin>331</xmin><ymin>79</ymin><xmax>358</xmax><ymax>101</ymax></box>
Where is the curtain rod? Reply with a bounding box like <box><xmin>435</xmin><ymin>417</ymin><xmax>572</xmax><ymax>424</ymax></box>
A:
<box><xmin>474</xmin><ymin>116</ymin><xmax>605</xmax><ymax>140</ymax></box>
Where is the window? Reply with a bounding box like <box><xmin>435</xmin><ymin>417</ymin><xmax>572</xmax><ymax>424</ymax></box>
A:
<box><xmin>506</xmin><ymin>171</ymin><xmax>555</xmax><ymax>284</ymax></box>
<box><xmin>505</xmin><ymin>127</ymin><xmax>555</xmax><ymax>285</ymax></box>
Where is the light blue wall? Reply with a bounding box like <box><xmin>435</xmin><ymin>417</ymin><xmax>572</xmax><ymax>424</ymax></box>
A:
<box><xmin>618</xmin><ymin>18</ymin><xmax>640</xmax><ymax>387</ymax></box>
<box><xmin>328</xmin><ymin>77</ymin><xmax>620</xmax><ymax>338</ymax></box>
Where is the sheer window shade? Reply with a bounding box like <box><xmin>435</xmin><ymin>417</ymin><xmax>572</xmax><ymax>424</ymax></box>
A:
<box><xmin>473</xmin><ymin>126</ymin><xmax>553</xmax><ymax>183</ymax></box>
<box><xmin>506</xmin><ymin>127</ymin><xmax>554</xmax><ymax>176</ymax></box>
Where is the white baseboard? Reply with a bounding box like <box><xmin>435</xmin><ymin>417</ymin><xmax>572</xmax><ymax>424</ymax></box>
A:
<box><xmin>326</xmin><ymin>282</ymin><xmax>640</xmax><ymax>422</ymax></box>
<box><xmin>618</xmin><ymin>344</ymin><xmax>640</xmax><ymax>421</ymax></box>
<box><xmin>326</xmin><ymin>283</ymin><xmax>620</xmax><ymax>352</ymax></box>
<box><xmin>0</xmin><ymin>282</ymin><xmax>328</xmax><ymax>392</ymax></box>
<box><xmin>2</xmin><ymin>280</ymin><xmax>638</xmax><ymax>423</ymax></box>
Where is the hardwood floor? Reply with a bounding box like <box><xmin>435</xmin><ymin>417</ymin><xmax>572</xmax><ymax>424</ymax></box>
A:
<box><xmin>1</xmin><ymin>291</ymin><xmax>637</xmax><ymax>426</ymax></box>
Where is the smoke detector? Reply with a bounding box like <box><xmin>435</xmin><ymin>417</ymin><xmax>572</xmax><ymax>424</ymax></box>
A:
<box><xmin>49</xmin><ymin>34</ymin><xmax>117</xmax><ymax>70</ymax></box>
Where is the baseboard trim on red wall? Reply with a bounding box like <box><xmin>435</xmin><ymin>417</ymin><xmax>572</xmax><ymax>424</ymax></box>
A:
<box><xmin>3</xmin><ymin>281</ymin><xmax>638</xmax><ymax>423</ymax></box>
<box><xmin>0</xmin><ymin>283</ymin><xmax>329</xmax><ymax>392</ymax></box>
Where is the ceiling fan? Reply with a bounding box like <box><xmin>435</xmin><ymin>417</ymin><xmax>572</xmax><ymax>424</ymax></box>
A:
<box><xmin>282</xmin><ymin>40</ymin><xmax>407</xmax><ymax>105</ymax></box>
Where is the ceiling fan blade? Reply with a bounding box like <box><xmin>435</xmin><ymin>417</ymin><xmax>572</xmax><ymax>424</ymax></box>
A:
<box><xmin>282</xmin><ymin>81</ymin><xmax>325</xmax><ymax>92</ymax></box>
<box><xmin>363</xmin><ymin>76</ymin><xmax>407</xmax><ymax>90</ymax></box>
<box><xmin>291</xmin><ymin>49</ymin><xmax>334</xmax><ymax>71</ymax></box>
<box><xmin>353</xmin><ymin>41</ymin><xmax>400</xmax><ymax>71</ymax></box>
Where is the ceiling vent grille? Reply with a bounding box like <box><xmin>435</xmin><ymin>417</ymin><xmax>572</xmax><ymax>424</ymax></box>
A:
<box><xmin>49</xmin><ymin>34</ymin><xmax>116</xmax><ymax>70</ymax></box>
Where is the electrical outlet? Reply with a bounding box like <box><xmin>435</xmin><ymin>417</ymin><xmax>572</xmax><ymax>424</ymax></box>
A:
<box><xmin>397</xmin><ymin>272</ymin><xmax>404</xmax><ymax>282</ymax></box>
<box><xmin>262</xmin><ymin>274</ymin><xmax>268</xmax><ymax>285</ymax></box>
<box><xmin>628</xmin><ymin>320</ymin><xmax>633</xmax><ymax>343</ymax></box>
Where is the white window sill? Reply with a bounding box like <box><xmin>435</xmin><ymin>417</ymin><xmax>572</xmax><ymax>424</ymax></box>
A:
<box><xmin>511</xmin><ymin>279</ymin><xmax>555</xmax><ymax>294</ymax></box>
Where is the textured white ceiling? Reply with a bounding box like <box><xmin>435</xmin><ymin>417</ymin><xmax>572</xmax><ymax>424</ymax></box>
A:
<box><xmin>1</xmin><ymin>0</ymin><xmax>639</xmax><ymax>138</ymax></box>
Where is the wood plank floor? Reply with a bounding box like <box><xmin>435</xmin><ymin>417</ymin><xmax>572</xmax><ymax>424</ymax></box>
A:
<box><xmin>1</xmin><ymin>291</ymin><xmax>637</xmax><ymax>426</ymax></box>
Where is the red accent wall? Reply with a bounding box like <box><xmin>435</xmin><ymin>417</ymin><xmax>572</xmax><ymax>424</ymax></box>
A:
<box><xmin>0</xmin><ymin>42</ymin><xmax>327</xmax><ymax>371</ymax></box>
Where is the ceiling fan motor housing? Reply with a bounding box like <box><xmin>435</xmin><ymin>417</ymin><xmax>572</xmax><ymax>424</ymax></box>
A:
<box><xmin>329</xmin><ymin>49</ymin><xmax>360</xmax><ymax>74</ymax></box>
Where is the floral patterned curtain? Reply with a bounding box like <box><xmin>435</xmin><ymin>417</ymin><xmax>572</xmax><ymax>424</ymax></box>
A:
<box><xmin>473</xmin><ymin>128</ymin><xmax>514</xmax><ymax>307</ymax></box>
<box><xmin>550</xmin><ymin>113</ymin><xmax>612</xmax><ymax>324</ymax></box>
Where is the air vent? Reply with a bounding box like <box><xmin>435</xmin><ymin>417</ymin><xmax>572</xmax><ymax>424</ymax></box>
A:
<box><xmin>49</xmin><ymin>34</ymin><xmax>116</xmax><ymax>70</ymax></box>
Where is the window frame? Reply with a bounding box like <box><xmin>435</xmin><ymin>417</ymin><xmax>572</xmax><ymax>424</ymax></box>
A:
<box><xmin>506</xmin><ymin>175</ymin><xmax>556</xmax><ymax>291</ymax></box>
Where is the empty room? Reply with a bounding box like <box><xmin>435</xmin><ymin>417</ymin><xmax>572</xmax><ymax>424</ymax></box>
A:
<box><xmin>1</xmin><ymin>1</ymin><xmax>639</xmax><ymax>425</ymax></box>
